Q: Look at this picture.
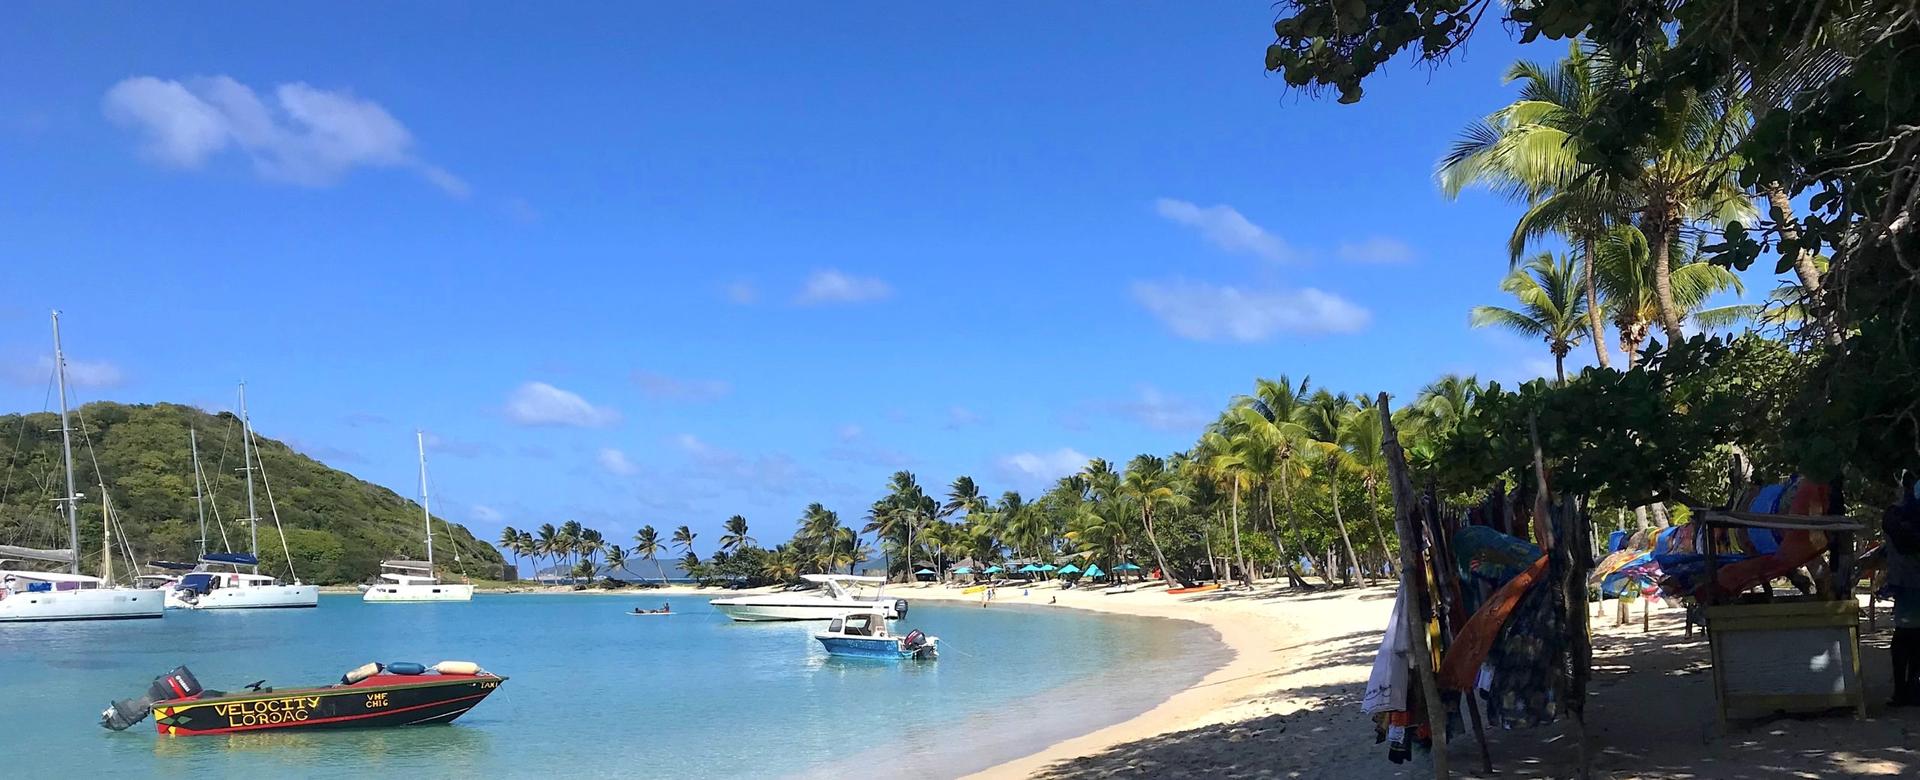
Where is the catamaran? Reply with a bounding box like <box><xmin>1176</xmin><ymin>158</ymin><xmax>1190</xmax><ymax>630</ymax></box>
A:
<box><xmin>363</xmin><ymin>432</ymin><xmax>473</xmax><ymax>603</ymax></box>
<box><xmin>165</xmin><ymin>386</ymin><xmax>319</xmax><ymax>610</ymax></box>
<box><xmin>0</xmin><ymin>312</ymin><xmax>165</xmax><ymax>622</ymax></box>
<box><xmin>709</xmin><ymin>574</ymin><xmax>905</xmax><ymax>622</ymax></box>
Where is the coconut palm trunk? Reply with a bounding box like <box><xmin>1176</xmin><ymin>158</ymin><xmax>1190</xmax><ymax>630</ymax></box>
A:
<box><xmin>1141</xmin><ymin>505</ymin><xmax>1178</xmax><ymax>589</ymax></box>
<box><xmin>1285</xmin><ymin>469</ymin><xmax>1335</xmax><ymax>586</ymax></box>
<box><xmin>1328</xmin><ymin>468</ymin><xmax>1362</xmax><ymax>585</ymax></box>
<box><xmin>1646</xmin><ymin>210</ymin><xmax>1686</xmax><ymax>339</ymax></box>
<box><xmin>1266</xmin><ymin>486</ymin><xmax>1305</xmax><ymax>587</ymax></box>
<box><xmin>1763</xmin><ymin>181</ymin><xmax>1839</xmax><ymax>344</ymax></box>
<box><xmin>1580</xmin><ymin>234</ymin><xmax>1611</xmax><ymax>368</ymax></box>
<box><xmin>1230</xmin><ymin>476</ymin><xmax>1251</xmax><ymax>588</ymax></box>
<box><xmin>1366</xmin><ymin>480</ymin><xmax>1396</xmax><ymax>579</ymax></box>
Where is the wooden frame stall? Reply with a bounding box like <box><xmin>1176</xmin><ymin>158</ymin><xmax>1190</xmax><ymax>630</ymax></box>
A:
<box><xmin>1696</xmin><ymin>511</ymin><xmax>1868</xmax><ymax>723</ymax></box>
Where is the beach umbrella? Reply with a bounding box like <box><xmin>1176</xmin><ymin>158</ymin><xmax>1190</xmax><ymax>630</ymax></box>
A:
<box><xmin>1017</xmin><ymin>564</ymin><xmax>1042</xmax><ymax>573</ymax></box>
<box><xmin>914</xmin><ymin>568</ymin><xmax>935</xmax><ymax>575</ymax></box>
<box><xmin>1083</xmin><ymin>564</ymin><xmax>1106</xmax><ymax>578</ymax></box>
<box><xmin>953</xmin><ymin>566</ymin><xmax>974</xmax><ymax>574</ymax></box>
<box><xmin>1057</xmin><ymin>564</ymin><xmax>1082</xmax><ymax>575</ymax></box>
<box><xmin>983</xmin><ymin>566</ymin><xmax>1003</xmax><ymax>573</ymax></box>
<box><xmin>1037</xmin><ymin>563</ymin><xmax>1057</xmax><ymax>572</ymax></box>
<box><xmin>1114</xmin><ymin>562</ymin><xmax>1143</xmax><ymax>571</ymax></box>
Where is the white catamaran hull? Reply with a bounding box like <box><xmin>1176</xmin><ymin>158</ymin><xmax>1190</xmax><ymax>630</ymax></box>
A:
<box><xmin>363</xmin><ymin>583</ymin><xmax>474</xmax><ymax>602</ymax></box>
<box><xmin>167</xmin><ymin>583</ymin><xmax>320</xmax><ymax>610</ymax></box>
<box><xmin>0</xmin><ymin>587</ymin><xmax>165</xmax><ymax>622</ymax></box>
<box><xmin>710</xmin><ymin>599</ymin><xmax>900</xmax><ymax>622</ymax></box>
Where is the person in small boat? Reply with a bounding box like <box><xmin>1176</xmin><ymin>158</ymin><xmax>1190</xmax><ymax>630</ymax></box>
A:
<box><xmin>659</xmin><ymin>602</ymin><xmax>671</xmax><ymax>613</ymax></box>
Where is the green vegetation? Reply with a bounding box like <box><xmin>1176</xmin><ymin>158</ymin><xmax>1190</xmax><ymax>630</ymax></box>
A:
<box><xmin>0</xmin><ymin>402</ymin><xmax>501</xmax><ymax>584</ymax></box>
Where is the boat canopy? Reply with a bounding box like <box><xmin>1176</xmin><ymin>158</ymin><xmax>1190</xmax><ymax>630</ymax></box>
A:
<box><xmin>381</xmin><ymin>560</ymin><xmax>435</xmax><ymax>572</ymax></box>
<box><xmin>0</xmin><ymin>544</ymin><xmax>75</xmax><ymax>564</ymax></box>
<box><xmin>201</xmin><ymin>552</ymin><xmax>259</xmax><ymax>566</ymax></box>
<box><xmin>802</xmin><ymin>574</ymin><xmax>884</xmax><ymax>584</ymax></box>
<box><xmin>0</xmin><ymin>570</ymin><xmax>104</xmax><ymax>585</ymax></box>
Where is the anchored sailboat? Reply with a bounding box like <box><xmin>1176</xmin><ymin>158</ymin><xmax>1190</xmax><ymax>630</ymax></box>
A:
<box><xmin>363</xmin><ymin>432</ymin><xmax>473</xmax><ymax>602</ymax></box>
<box><xmin>164</xmin><ymin>385</ymin><xmax>319</xmax><ymax>610</ymax></box>
<box><xmin>0</xmin><ymin>312</ymin><xmax>164</xmax><ymax>622</ymax></box>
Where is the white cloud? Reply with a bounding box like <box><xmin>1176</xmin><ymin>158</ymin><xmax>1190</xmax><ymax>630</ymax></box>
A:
<box><xmin>597</xmin><ymin>447</ymin><xmax>639</xmax><ymax>476</ymax></box>
<box><xmin>1105</xmin><ymin>385</ymin><xmax>1208</xmax><ymax>432</ymax></box>
<box><xmin>102</xmin><ymin>75</ymin><xmax>462</xmax><ymax>195</ymax></box>
<box><xmin>423</xmin><ymin>431</ymin><xmax>491</xmax><ymax>458</ymax></box>
<box><xmin>1154</xmin><ymin>198</ymin><xmax>1297</xmax><ymax>263</ymax></box>
<box><xmin>1337</xmin><ymin>236</ymin><xmax>1416</xmax><ymax>264</ymax></box>
<box><xmin>995</xmin><ymin>447</ymin><xmax>1090</xmax><ymax>485</ymax></box>
<box><xmin>724</xmin><ymin>280</ymin><xmax>759</xmax><ymax>305</ymax></box>
<box><xmin>5</xmin><ymin>356</ymin><xmax>125</xmax><ymax>388</ymax></box>
<box><xmin>946</xmin><ymin>406</ymin><xmax>984</xmax><ymax>429</ymax></box>
<box><xmin>1131</xmin><ymin>279</ymin><xmax>1370</xmax><ymax>341</ymax></box>
<box><xmin>471</xmin><ymin>504</ymin><xmax>504</xmax><ymax>524</ymax></box>
<box><xmin>672</xmin><ymin>433</ymin><xmax>822</xmax><ymax>495</ymax></box>
<box><xmin>796</xmin><ymin>269</ymin><xmax>893</xmax><ymax>305</ymax></box>
<box><xmin>504</xmin><ymin>382</ymin><xmax>621</xmax><ymax>427</ymax></box>
<box><xmin>631</xmin><ymin>370</ymin><xmax>731</xmax><ymax>402</ymax></box>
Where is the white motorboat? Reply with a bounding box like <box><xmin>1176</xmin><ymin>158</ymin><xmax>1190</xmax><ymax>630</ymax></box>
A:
<box><xmin>815</xmin><ymin>609</ymin><xmax>937</xmax><ymax>660</ymax></box>
<box><xmin>165</xmin><ymin>388</ymin><xmax>320</xmax><ymax>610</ymax></box>
<box><xmin>0</xmin><ymin>312</ymin><xmax>164</xmax><ymax>623</ymax></box>
<box><xmin>363</xmin><ymin>432</ymin><xmax>473</xmax><ymax>603</ymax></box>
<box><xmin>710</xmin><ymin>574</ymin><xmax>905</xmax><ymax>622</ymax></box>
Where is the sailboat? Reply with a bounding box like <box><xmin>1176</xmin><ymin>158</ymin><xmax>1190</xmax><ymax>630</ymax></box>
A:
<box><xmin>163</xmin><ymin>385</ymin><xmax>319</xmax><ymax>610</ymax></box>
<box><xmin>0</xmin><ymin>312</ymin><xmax>165</xmax><ymax>622</ymax></box>
<box><xmin>363</xmin><ymin>432</ymin><xmax>473</xmax><ymax>602</ymax></box>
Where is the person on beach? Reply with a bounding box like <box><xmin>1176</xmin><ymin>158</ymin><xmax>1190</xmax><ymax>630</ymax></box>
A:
<box><xmin>1884</xmin><ymin>472</ymin><xmax>1920</xmax><ymax>706</ymax></box>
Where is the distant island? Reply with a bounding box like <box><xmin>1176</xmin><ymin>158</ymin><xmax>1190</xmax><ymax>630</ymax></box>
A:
<box><xmin>0</xmin><ymin>401</ymin><xmax>502</xmax><ymax>584</ymax></box>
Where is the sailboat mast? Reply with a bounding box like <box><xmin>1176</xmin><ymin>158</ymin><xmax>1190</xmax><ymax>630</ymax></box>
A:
<box><xmin>50</xmin><ymin>311</ymin><xmax>80</xmax><ymax>576</ymax></box>
<box><xmin>239</xmin><ymin>382</ymin><xmax>259</xmax><ymax>572</ymax></box>
<box><xmin>190</xmin><ymin>427</ymin><xmax>207</xmax><ymax>559</ymax></box>
<box><xmin>101</xmin><ymin>483</ymin><xmax>113</xmax><ymax>584</ymax></box>
<box><xmin>417</xmin><ymin>431</ymin><xmax>434</xmax><ymax>569</ymax></box>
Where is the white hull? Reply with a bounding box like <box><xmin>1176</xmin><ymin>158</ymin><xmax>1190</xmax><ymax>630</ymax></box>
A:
<box><xmin>710</xmin><ymin>598</ymin><xmax>899</xmax><ymax>622</ymax></box>
<box><xmin>0</xmin><ymin>587</ymin><xmax>165</xmax><ymax>622</ymax></box>
<box><xmin>363</xmin><ymin>582</ymin><xmax>474</xmax><ymax>602</ymax></box>
<box><xmin>167</xmin><ymin>583</ymin><xmax>319</xmax><ymax>610</ymax></box>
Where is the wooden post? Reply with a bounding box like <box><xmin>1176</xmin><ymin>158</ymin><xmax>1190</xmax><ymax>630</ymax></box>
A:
<box><xmin>1378</xmin><ymin>396</ymin><xmax>1449</xmax><ymax>779</ymax></box>
<box><xmin>1528</xmin><ymin>412</ymin><xmax>1590</xmax><ymax>780</ymax></box>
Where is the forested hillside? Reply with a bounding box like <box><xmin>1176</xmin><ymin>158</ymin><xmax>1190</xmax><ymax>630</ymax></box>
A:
<box><xmin>0</xmin><ymin>402</ymin><xmax>502</xmax><ymax>584</ymax></box>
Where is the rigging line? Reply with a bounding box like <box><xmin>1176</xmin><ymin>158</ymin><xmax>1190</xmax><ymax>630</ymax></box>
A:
<box><xmin>70</xmin><ymin>402</ymin><xmax>140</xmax><ymax>577</ymax></box>
<box><xmin>200</xmin><ymin>410</ymin><xmax>237</xmax><ymax>554</ymax></box>
<box><xmin>0</xmin><ymin>369</ymin><xmax>52</xmax><ymax>510</ymax></box>
<box><xmin>248</xmin><ymin>425</ymin><xmax>300</xmax><ymax>583</ymax></box>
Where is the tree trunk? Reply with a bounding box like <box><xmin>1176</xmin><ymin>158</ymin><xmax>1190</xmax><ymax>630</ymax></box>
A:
<box><xmin>1141</xmin><ymin>507</ymin><xmax>1179</xmax><ymax>590</ymax></box>
<box><xmin>1231</xmin><ymin>477</ymin><xmax>1252</xmax><ymax>588</ymax></box>
<box><xmin>1634</xmin><ymin>505</ymin><xmax>1651</xmax><ymax>531</ymax></box>
<box><xmin>1555</xmin><ymin>351</ymin><xmax>1567</xmax><ymax>384</ymax></box>
<box><xmin>1329</xmin><ymin>469</ymin><xmax>1362</xmax><ymax>585</ymax></box>
<box><xmin>1367</xmin><ymin>481</ymin><xmax>1396</xmax><ymax>578</ymax></box>
<box><xmin>1647</xmin><ymin>211</ymin><xmax>1687</xmax><ymax>339</ymax></box>
<box><xmin>1763</xmin><ymin>181</ymin><xmax>1838</xmax><ymax>343</ymax></box>
<box><xmin>1266</xmin><ymin>485</ymin><xmax>1305</xmax><ymax>587</ymax></box>
<box><xmin>1651</xmin><ymin>502</ymin><xmax>1672</xmax><ymax>529</ymax></box>
<box><xmin>1581</xmin><ymin>234</ymin><xmax>1611</xmax><ymax>368</ymax></box>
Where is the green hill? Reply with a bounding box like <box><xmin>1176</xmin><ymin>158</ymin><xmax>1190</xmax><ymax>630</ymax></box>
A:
<box><xmin>0</xmin><ymin>401</ymin><xmax>502</xmax><ymax>585</ymax></box>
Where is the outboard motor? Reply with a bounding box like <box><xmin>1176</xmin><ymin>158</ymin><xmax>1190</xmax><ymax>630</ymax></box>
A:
<box><xmin>892</xmin><ymin>599</ymin><xmax>909</xmax><ymax>619</ymax></box>
<box><xmin>101</xmin><ymin>666</ymin><xmax>203</xmax><ymax>731</ymax></box>
<box><xmin>903</xmin><ymin>629</ymin><xmax>927</xmax><ymax>648</ymax></box>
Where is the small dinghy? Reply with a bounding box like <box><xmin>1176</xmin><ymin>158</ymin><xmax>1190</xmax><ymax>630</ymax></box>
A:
<box><xmin>815</xmin><ymin>609</ymin><xmax>937</xmax><ymax>660</ymax></box>
<box><xmin>101</xmin><ymin>661</ymin><xmax>506</xmax><ymax>735</ymax></box>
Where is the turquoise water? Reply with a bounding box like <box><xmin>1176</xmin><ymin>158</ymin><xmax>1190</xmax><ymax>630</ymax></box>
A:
<box><xmin>2</xmin><ymin>594</ymin><xmax>1223</xmax><ymax>778</ymax></box>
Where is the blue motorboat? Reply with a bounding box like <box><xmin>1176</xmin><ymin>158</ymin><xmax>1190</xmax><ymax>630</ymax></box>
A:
<box><xmin>814</xmin><ymin>610</ymin><xmax>938</xmax><ymax>660</ymax></box>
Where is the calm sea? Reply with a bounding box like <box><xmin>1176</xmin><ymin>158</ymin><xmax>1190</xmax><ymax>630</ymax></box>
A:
<box><xmin>2</xmin><ymin>593</ymin><xmax>1223</xmax><ymax>778</ymax></box>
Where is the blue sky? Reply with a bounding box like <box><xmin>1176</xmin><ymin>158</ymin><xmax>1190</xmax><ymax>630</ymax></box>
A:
<box><xmin>0</xmin><ymin>4</ymin><xmax>1782</xmax><ymax>556</ymax></box>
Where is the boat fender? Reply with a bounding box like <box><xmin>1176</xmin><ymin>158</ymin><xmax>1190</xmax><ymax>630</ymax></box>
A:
<box><xmin>341</xmin><ymin>662</ymin><xmax>383</xmax><ymax>685</ymax></box>
<box><xmin>385</xmin><ymin>662</ymin><xmax>428</xmax><ymax>676</ymax></box>
<box><xmin>433</xmin><ymin>661</ymin><xmax>481</xmax><ymax>676</ymax></box>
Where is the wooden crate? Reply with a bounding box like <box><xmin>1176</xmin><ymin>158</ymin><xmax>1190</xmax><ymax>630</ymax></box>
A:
<box><xmin>1705</xmin><ymin>600</ymin><xmax>1865</xmax><ymax>723</ymax></box>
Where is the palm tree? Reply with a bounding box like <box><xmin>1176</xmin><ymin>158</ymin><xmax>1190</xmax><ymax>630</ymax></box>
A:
<box><xmin>632</xmin><ymin>526</ymin><xmax>666</xmax><ymax>585</ymax></box>
<box><xmin>1119</xmin><ymin>454</ymin><xmax>1181</xmax><ymax>589</ymax></box>
<box><xmin>1471</xmin><ymin>252</ymin><xmax>1588</xmax><ymax>383</ymax></box>
<box><xmin>496</xmin><ymin>526</ymin><xmax>520</xmax><ymax>575</ymax></box>
<box><xmin>1197</xmin><ymin>429</ymin><xmax>1255</xmax><ymax>588</ymax></box>
<box><xmin>1339</xmin><ymin>404</ymin><xmax>1397</xmax><ymax>578</ymax></box>
<box><xmin>1234</xmin><ymin>374</ymin><xmax>1316</xmax><ymax>586</ymax></box>
<box><xmin>1592</xmin><ymin>224</ymin><xmax>1748</xmax><ymax>365</ymax></box>
<box><xmin>1442</xmin><ymin>41</ymin><xmax>1754</xmax><ymax>344</ymax></box>
<box><xmin>535</xmin><ymin>523</ymin><xmax>559</xmax><ymax>582</ymax></box>
<box><xmin>576</xmin><ymin>528</ymin><xmax>604</xmax><ymax>584</ymax></box>
<box><xmin>603</xmin><ymin>544</ymin><xmax>628</xmax><ymax>583</ymax></box>
<box><xmin>945</xmin><ymin>476</ymin><xmax>985</xmax><ymax>520</ymax></box>
<box><xmin>517</xmin><ymin>530</ymin><xmax>535</xmax><ymax>580</ymax></box>
<box><xmin>718</xmin><ymin>515</ymin><xmax>754</xmax><ymax>552</ymax></box>
<box><xmin>1304</xmin><ymin>390</ymin><xmax>1365</xmax><ymax>585</ymax></box>
<box><xmin>671</xmin><ymin>525</ymin><xmax>697</xmax><ymax>557</ymax></box>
